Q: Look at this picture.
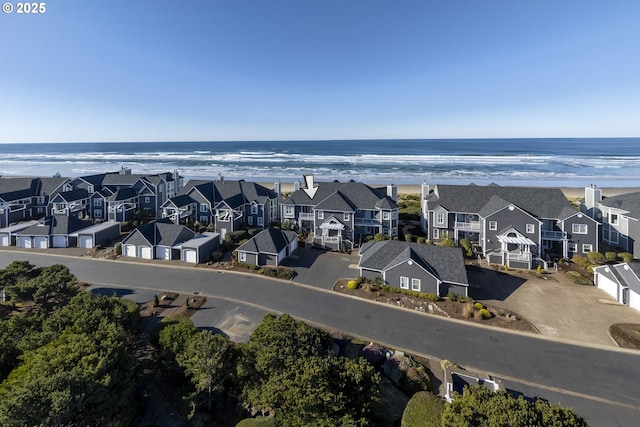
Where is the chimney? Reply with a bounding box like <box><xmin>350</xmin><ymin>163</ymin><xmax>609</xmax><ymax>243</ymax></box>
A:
<box><xmin>387</xmin><ymin>184</ymin><xmax>397</xmax><ymax>202</ymax></box>
<box><xmin>274</xmin><ymin>180</ymin><xmax>281</xmax><ymax>203</ymax></box>
<box><xmin>294</xmin><ymin>180</ymin><xmax>301</xmax><ymax>191</ymax></box>
<box><xmin>584</xmin><ymin>184</ymin><xmax>602</xmax><ymax>220</ymax></box>
<box><xmin>119</xmin><ymin>167</ymin><xmax>131</xmax><ymax>175</ymax></box>
<box><xmin>421</xmin><ymin>181</ymin><xmax>430</xmax><ymax>199</ymax></box>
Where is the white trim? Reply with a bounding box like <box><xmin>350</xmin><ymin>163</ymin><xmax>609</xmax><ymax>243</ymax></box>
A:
<box><xmin>572</xmin><ymin>223</ymin><xmax>588</xmax><ymax>234</ymax></box>
<box><xmin>317</xmin><ymin>210</ymin><xmax>324</xmax><ymax>220</ymax></box>
<box><xmin>582</xmin><ymin>243</ymin><xmax>593</xmax><ymax>253</ymax></box>
<box><xmin>239</xmin><ymin>252</ymin><xmax>247</xmax><ymax>262</ymax></box>
<box><xmin>400</xmin><ymin>276</ymin><xmax>409</xmax><ymax>289</ymax></box>
<box><xmin>526</xmin><ymin>224</ymin><xmax>535</xmax><ymax>233</ymax></box>
<box><xmin>489</xmin><ymin>221</ymin><xmax>497</xmax><ymax>231</ymax></box>
<box><xmin>411</xmin><ymin>278</ymin><xmax>421</xmax><ymax>291</ymax></box>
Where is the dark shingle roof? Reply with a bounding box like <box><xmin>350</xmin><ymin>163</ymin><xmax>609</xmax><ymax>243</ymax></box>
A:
<box><xmin>283</xmin><ymin>180</ymin><xmax>397</xmax><ymax>211</ymax></box>
<box><xmin>359</xmin><ymin>240</ymin><xmax>468</xmax><ymax>285</ymax></box>
<box><xmin>181</xmin><ymin>179</ymin><xmax>276</xmax><ymax>207</ymax></box>
<box><xmin>55</xmin><ymin>189</ymin><xmax>89</xmax><ymax>202</ymax></box>
<box><xmin>16</xmin><ymin>215</ymin><xmax>92</xmax><ymax>236</ymax></box>
<box><xmin>107</xmin><ymin>187</ymin><xmax>138</xmax><ymax>201</ymax></box>
<box><xmin>166</xmin><ymin>195</ymin><xmax>195</xmax><ymax>208</ymax></box>
<box><xmin>237</xmin><ymin>227</ymin><xmax>298</xmax><ymax>254</ymax></box>
<box><xmin>38</xmin><ymin>177</ymin><xmax>69</xmax><ymax>196</ymax></box>
<box><xmin>430</xmin><ymin>184</ymin><xmax>572</xmax><ymax>219</ymax></box>
<box><xmin>600</xmin><ymin>191</ymin><xmax>640</xmax><ymax>219</ymax></box>
<box><xmin>0</xmin><ymin>178</ymin><xmax>39</xmax><ymax>201</ymax></box>
<box><xmin>122</xmin><ymin>219</ymin><xmax>194</xmax><ymax>246</ymax></box>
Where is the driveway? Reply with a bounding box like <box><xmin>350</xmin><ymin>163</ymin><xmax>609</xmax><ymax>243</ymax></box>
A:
<box><xmin>469</xmin><ymin>266</ymin><xmax>640</xmax><ymax>347</ymax></box>
<box><xmin>282</xmin><ymin>246</ymin><xmax>359</xmax><ymax>289</ymax></box>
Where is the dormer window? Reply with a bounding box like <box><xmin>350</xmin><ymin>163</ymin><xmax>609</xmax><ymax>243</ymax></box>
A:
<box><xmin>251</xmin><ymin>204</ymin><xmax>258</xmax><ymax>215</ymax></box>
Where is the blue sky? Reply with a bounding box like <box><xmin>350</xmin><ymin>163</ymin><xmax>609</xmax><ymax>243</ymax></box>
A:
<box><xmin>1</xmin><ymin>0</ymin><xmax>639</xmax><ymax>142</ymax></box>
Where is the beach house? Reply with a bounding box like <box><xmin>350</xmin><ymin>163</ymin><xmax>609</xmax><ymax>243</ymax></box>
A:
<box><xmin>420</xmin><ymin>183</ymin><xmax>599</xmax><ymax>269</ymax></box>
<box><xmin>281</xmin><ymin>175</ymin><xmax>398</xmax><ymax>251</ymax></box>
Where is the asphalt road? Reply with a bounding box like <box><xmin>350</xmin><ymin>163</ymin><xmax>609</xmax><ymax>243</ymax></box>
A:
<box><xmin>2</xmin><ymin>251</ymin><xmax>640</xmax><ymax>426</ymax></box>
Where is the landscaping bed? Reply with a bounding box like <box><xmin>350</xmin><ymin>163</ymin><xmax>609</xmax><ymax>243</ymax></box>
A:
<box><xmin>609</xmin><ymin>323</ymin><xmax>640</xmax><ymax>350</ymax></box>
<box><xmin>334</xmin><ymin>279</ymin><xmax>537</xmax><ymax>333</ymax></box>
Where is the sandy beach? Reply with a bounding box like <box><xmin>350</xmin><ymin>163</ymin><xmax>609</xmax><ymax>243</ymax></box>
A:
<box><xmin>259</xmin><ymin>181</ymin><xmax>639</xmax><ymax>200</ymax></box>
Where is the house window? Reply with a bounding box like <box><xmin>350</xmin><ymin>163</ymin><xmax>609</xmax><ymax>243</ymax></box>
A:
<box><xmin>382</xmin><ymin>228</ymin><xmax>389</xmax><ymax>234</ymax></box>
<box><xmin>400</xmin><ymin>276</ymin><xmax>409</xmax><ymax>289</ymax></box>
<box><xmin>411</xmin><ymin>278</ymin><xmax>421</xmax><ymax>291</ymax></box>
<box><xmin>93</xmin><ymin>198</ymin><xmax>102</xmax><ymax>207</ymax></box>
<box><xmin>433</xmin><ymin>228</ymin><xmax>440</xmax><ymax>239</ymax></box>
<box><xmin>88</xmin><ymin>185</ymin><xmax>94</xmax><ymax>194</ymax></box>
<box><xmin>94</xmin><ymin>209</ymin><xmax>102</xmax><ymax>218</ymax></box>
<box><xmin>201</xmin><ymin>203</ymin><xmax>208</xmax><ymax>212</ymax></box>
<box><xmin>284</xmin><ymin>206</ymin><xmax>294</xmax><ymax>217</ymax></box>
<box><xmin>489</xmin><ymin>221</ymin><xmax>497</xmax><ymax>231</ymax></box>
<box><xmin>582</xmin><ymin>244</ymin><xmax>593</xmax><ymax>253</ymax></box>
<box><xmin>526</xmin><ymin>224</ymin><xmax>535</xmax><ymax>233</ymax></box>
<box><xmin>383</xmin><ymin>211</ymin><xmax>390</xmax><ymax>220</ymax></box>
<box><xmin>318</xmin><ymin>211</ymin><xmax>324</xmax><ymax>219</ymax></box>
<box><xmin>568</xmin><ymin>242</ymin><xmax>577</xmax><ymax>252</ymax></box>
<box><xmin>247</xmin><ymin>216</ymin><xmax>253</xmax><ymax>226</ymax></box>
<box><xmin>251</xmin><ymin>204</ymin><xmax>258</xmax><ymax>215</ymax></box>
<box><xmin>572</xmin><ymin>224</ymin><xmax>588</xmax><ymax>234</ymax></box>
<box><xmin>392</xmin><ymin>211</ymin><xmax>397</xmax><ymax>220</ymax></box>
<box><xmin>200</xmin><ymin>216</ymin><xmax>208</xmax><ymax>223</ymax></box>
<box><xmin>343</xmin><ymin>212</ymin><xmax>350</xmax><ymax>221</ymax></box>
<box><xmin>436</xmin><ymin>213</ymin><xmax>445</xmax><ymax>224</ymax></box>
<box><xmin>610</xmin><ymin>230</ymin><xmax>619</xmax><ymax>243</ymax></box>
<box><xmin>610</xmin><ymin>213</ymin><xmax>619</xmax><ymax>225</ymax></box>
<box><xmin>144</xmin><ymin>197</ymin><xmax>150</xmax><ymax>204</ymax></box>
<box><xmin>239</xmin><ymin>252</ymin><xmax>246</xmax><ymax>262</ymax></box>
<box><xmin>257</xmin><ymin>217</ymin><xmax>263</xmax><ymax>227</ymax></box>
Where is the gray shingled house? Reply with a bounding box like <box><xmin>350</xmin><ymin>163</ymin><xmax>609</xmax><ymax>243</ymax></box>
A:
<box><xmin>593</xmin><ymin>262</ymin><xmax>640</xmax><ymax>312</ymax></box>
<box><xmin>583</xmin><ymin>185</ymin><xmax>640</xmax><ymax>257</ymax></box>
<box><xmin>162</xmin><ymin>179</ymin><xmax>279</xmax><ymax>240</ymax></box>
<box><xmin>14</xmin><ymin>215</ymin><xmax>94</xmax><ymax>248</ymax></box>
<box><xmin>281</xmin><ymin>175</ymin><xmax>398</xmax><ymax>251</ymax></box>
<box><xmin>121</xmin><ymin>219</ymin><xmax>195</xmax><ymax>260</ymax></box>
<box><xmin>421</xmin><ymin>183</ymin><xmax>599</xmax><ymax>269</ymax></box>
<box><xmin>0</xmin><ymin>176</ymin><xmax>69</xmax><ymax>228</ymax></box>
<box><xmin>358</xmin><ymin>240</ymin><xmax>469</xmax><ymax>297</ymax></box>
<box><xmin>236</xmin><ymin>227</ymin><xmax>299</xmax><ymax>267</ymax></box>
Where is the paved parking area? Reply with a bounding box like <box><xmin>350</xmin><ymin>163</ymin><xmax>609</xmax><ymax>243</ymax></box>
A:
<box><xmin>469</xmin><ymin>267</ymin><xmax>640</xmax><ymax>347</ymax></box>
<box><xmin>282</xmin><ymin>246</ymin><xmax>359</xmax><ymax>289</ymax></box>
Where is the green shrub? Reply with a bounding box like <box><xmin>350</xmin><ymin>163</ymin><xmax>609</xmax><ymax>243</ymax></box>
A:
<box><xmin>417</xmin><ymin>237</ymin><xmax>426</xmax><ymax>244</ymax></box>
<box><xmin>374</xmin><ymin>232</ymin><xmax>386</xmax><ymax>242</ymax></box>
<box><xmin>587</xmin><ymin>251</ymin><xmax>605</xmax><ymax>264</ymax></box>
<box><xmin>114</xmin><ymin>242</ymin><xmax>122</xmax><ymax>256</ymax></box>
<box><xmin>441</xmin><ymin>238</ymin><xmax>455</xmax><ymax>247</ymax></box>
<box><xmin>236</xmin><ymin>417</ymin><xmax>277</xmax><ymax>427</ymax></box>
<box><xmin>347</xmin><ymin>280</ymin><xmax>358</xmax><ymax>289</ymax></box>
<box><xmin>459</xmin><ymin>238</ymin><xmax>473</xmax><ymax>257</ymax></box>
<box><xmin>572</xmin><ymin>254</ymin><xmax>591</xmax><ymax>270</ymax></box>
<box><xmin>405</xmin><ymin>233</ymin><xmax>413</xmax><ymax>243</ymax></box>
<box><xmin>480</xmin><ymin>308</ymin><xmax>492</xmax><ymax>319</ymax></box>
<box><xmin>237</xmin><ymin>262</ymin><xmax>258</xmax><ymax>270</ymax></box>
<box><xmin>447</xmin><ymin>291</ymin><xmax>458</xmax><ymax>301</ymax></box>
<box><xmin>605</xmin><ymin>251</ymin><xmax>618</xmax><ymax>261</ymax></box>
<box><xmin>426</xmin><ymin>239</ymin><xmax>434</xmax><ymax>245</ymax></box>
<box><xmin>566</xmin><ymin>270</ymin><xmax>593</xmax><ymax>285</ymax></box>
<box><xmin>227</xmin><ymin>230</ymin><xmax>250</xmax><ymax>243</ymax></box>
<box><xmin>619</xmin><ymin>252</ymin><xmax>634</xmax><ymax>263</ymax></box>
<box><xmin>210</xmin><ymin>251</ymin><xmax>223</xmax><ymax>262</ymax></box>
<box><xmin>474</xmin><ymin>302</ymin><xmax>484</xmax><ymax>310</ymax></box>
<box><xmin>248</xmin><ymin>228</ymin><xmax>260</xmax><ymax>236</ymax></box>
<box><xmin>400</xmin><ymin>391</ymin><xmax>444</xmax><ymax>427</ymax></box>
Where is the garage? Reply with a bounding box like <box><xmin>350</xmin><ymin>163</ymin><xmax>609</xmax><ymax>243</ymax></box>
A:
<box><xmin>18</xmin><ymin>236</ymin><xmax>31</xmax><ymax>248</ymax></box>
<box><xmin>52</xmin><ymin>236</ymin><xmax>67</xmax><ymax>248</ymax></box>
<box><xmin>0</xmin><ymin>235</ymin><xmax>8</xmax><ymax>247</ymax></box>
<box><xmin>124</xmin><ymin>244</ymin><xmax>137</xmax><ymax>257</ymax></box>
<box><xmin>79</xmin><ymin>235</ymin><xmax>93</xmax><ymax>249</ymax></box>
<box><xmin>34</xmin><ymin>236</ymin><xmax>49</xmax><ymax>249</ymax></box>
<box><xmin>183</xmin><ymin>249</ymin><xmax>197</xmax><ymax>264</ymax></box>
<box><xmin>155</xmin><ymin>246</ymin><xmax>172</xmax><ymax>260</ymax></box>
<box><xmin>139</xmin><ymin>246</ymin><xmax>153</xmax><ymax>259</ymax></box>
<box><xmin>595</xmin><ymin>269</ymin><xmax>619</xmax><ymax>299</ymax></box>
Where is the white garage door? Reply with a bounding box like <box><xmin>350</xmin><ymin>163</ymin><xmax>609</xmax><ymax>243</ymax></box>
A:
<box><xmin>52</xmin><ymin>236</ymin><xmax>67</xmax><ymax>248</ymax></box>
<box><xmin>183</xmin><ymin>249</ymin><xmax>197</xmax><ymax>264</ymax></box>
<box><xmin>18</xmin><ymin>237</ymin><xmax>31</xmax><ymax>248</ymax></box>
<box><xmin>156</xmin><ymin>246</ymin><xmax>171</xmax><ymax>260</ymax></box>
<box><xmin>596</xmin><ymin>274</ymin><xmax>619</xmax><ymax>300</ymax></box>
<box><xmin>124</xmin><ymin>244</ymin><xmax>137</xmax><ymax>257</ymax></box>
<box><xmin>79</xmin><ymin>235</ymin><xmax>93</xmax><ymax>249</ymax></box>
<box><xmin>140</xmin><ymin>246</ymin><xmax>153</xmax><ymax>259</ymax></box>
<box><xmin>34</xmin><ymin>236</ymin><xmax>49</xmax><ymax>249</ymax></box>
<box><xmin>0</xmin><ymin>235</ymin><xmax>9</xmax><ymax>247</ymax></box>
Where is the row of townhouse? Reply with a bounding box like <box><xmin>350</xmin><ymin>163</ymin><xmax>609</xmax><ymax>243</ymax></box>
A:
<box><xmin>281</xmin><ymin>175</ymin><xmax>399</xmax><ymax>251</ymax></box>
<box><xmin>0</xmin><ymin>168</ymin><xmax>183</xmax><ymax>227</ymax></box>
<box><xmin>160</xmin><ymin>179</ymin><xmax>279</xmax><ymax>240</ymax></box>
<box><xmin>420</xmin><ymin>182</ymin><xmax>599</xmax><ymax>269</ymax></box>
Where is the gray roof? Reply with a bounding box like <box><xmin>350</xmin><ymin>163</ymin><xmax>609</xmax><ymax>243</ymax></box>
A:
<box><xmin>53</xmin><ymin>189</ymin><xmax>89</xmax><ymax>202</ymax></box>
<box><xmin>600</xmin><ymin>191</ymin><xmax>640</xmax><ymax>219</ymax></box>
<box><xmin>237</xmin><ymin>227</ymin><xmax>298</xmax><ymax>255</ymax></box>
<box><xmin>181</xmin><ymin>179</ymin><xmax>276</xmax><ymax>207</ymax></box>
<box><xmin>358</xmin><ymin>240</ymin><xmax>468</xmax><ymax>285</ymax></box>
<box><xmin>428</xmin><ymin>184</ymin><xmax>573</xmax><ymax>219</ymax></box>
<box><xmin>107</xmin><ymin>187</ymin><xmax>138</xmax><ymax>201</ymax></box>
<box><xmin>122</xmin><ymin>220</ymin><xmax>195</xmax><ymax>247</ymax></box>
<box><xmin>283</xmin><ymin>180</ymin><xmax>398</xmax><ymax>211</ymax></box>
<box><xmin>165</xmin><ymin>194</ymin><xmax>195</xmax><ymax>208</ymax></box>
<box><xmin>181</xmin><ymin>232</ymin><xmax>220</xmax><ymax>249</ymax></box>
<box><xmin>16</xmin><ymin>215</ymin><xmax>93</xmax><ymax>236</ymax></box>
<box><xmin>38</xmin><ymin>177</ymin><xmax>69</xmax><ymax>197</ymax></box>
<box><xmin>0</xmin><ymin>178</ymin><xmax>39</xmax><ymax>201</ymax></box>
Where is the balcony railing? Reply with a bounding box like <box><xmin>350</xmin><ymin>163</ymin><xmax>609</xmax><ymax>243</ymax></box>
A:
<box><xmin>506</xmin><ymin>252</ymin><xmax>532</xmax><ymax>261</ymax></box>
<box><xmin>454</xmin><ymin>221</ymin><xmax>480</xmax><ymax>231</ymax></box>
<box><xmin>541</xmin><ymin>230</ymin><xmax>567</xmax><ymax>240</ymax></box>
<box><xmin>355</xmin><ymin>217</ymin><xmax>381</xmax><ymax>226</ymax></box>
<box><xmin>299</xmin><ymin>213</ymin><xmax>314</xmax><ymax>220</ymax></box>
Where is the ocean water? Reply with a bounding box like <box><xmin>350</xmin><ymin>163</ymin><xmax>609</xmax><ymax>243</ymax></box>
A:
<box><xmin>1</xmin><ymin>138</ymin><xmax>639</xmax><ymax>188</ymax></box>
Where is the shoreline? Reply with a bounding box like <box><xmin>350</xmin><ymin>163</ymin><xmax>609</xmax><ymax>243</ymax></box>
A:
<box><xmin>257</xmin><ymin>182</ymin><xmax>638</xmax><ymax>199</ymax></box>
